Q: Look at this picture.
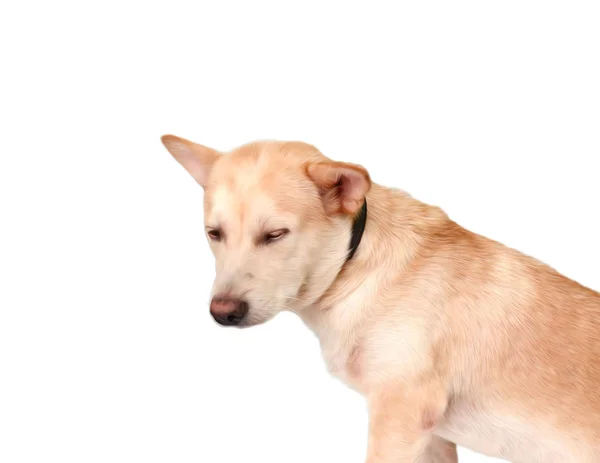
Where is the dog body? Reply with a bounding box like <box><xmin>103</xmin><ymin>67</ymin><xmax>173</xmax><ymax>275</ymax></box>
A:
<box><xmin>301</xmin><ymin>185</ymin><xmax>600</xmax><ymax>462</ymax></box>
<box><xmin>162</xmin><ymin>136</ymin><xmax>600</xmax><ymax>462</ymax></box>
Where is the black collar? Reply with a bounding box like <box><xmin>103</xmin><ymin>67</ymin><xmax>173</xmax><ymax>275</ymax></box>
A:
<box><xmin>347</xmin><ymin>199</ymin><xmax>367</xmax><ymax>261</ymax></box>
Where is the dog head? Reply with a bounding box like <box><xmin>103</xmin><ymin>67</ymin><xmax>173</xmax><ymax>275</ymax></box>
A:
<box><xmin>161</xmin><ymin>135</ymin><xmax>371</xmax><ymax>327</ymax></box>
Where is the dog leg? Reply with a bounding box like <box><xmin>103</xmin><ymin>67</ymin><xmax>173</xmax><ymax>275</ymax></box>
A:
<box><xmin>365</xmin><ymin>379</ymin><xmax>448</xmax><ymax>463</ymax></box>
<box><xmin>416</xmin><ymin>436</ymin><xmax>458</xmax><ymax>463</ymax></box>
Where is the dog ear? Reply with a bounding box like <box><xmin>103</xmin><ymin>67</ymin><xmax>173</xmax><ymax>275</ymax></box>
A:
<box><xmin>306</xmin><ymin>161</ymin><xmax>371</xmax><ymax>215</ymax></box>
<box><xmin>161</xmin><ymin>134</ymin><xmax>220</xmax><ymax>188</ymax></box>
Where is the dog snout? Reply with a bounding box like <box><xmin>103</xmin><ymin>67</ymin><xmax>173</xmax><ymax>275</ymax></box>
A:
<box><xmin>210</xmin><ymin>296</ymin><xmax>249</xmax><ymax>326</ymax></box>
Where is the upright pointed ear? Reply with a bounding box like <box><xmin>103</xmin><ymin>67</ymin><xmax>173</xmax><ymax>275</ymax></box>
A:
<box><xmin>161</xmin><ymin>134</ymin><xmax>220</xmax><ymax>188</ymax></box>
<box><xmin>306</xmin><ymin>161</ymin><xmax>371</xmax><ymax>215</ymax></box>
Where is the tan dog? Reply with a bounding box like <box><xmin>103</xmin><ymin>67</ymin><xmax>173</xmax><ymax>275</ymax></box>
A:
<box><xmin>161</xmin><ymin>135</ymin><xmax>600</xmax><ymax>462</ymax></box>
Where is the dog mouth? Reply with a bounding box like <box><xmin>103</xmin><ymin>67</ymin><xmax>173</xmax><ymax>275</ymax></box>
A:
<box><xmin>215</xmin><ymin>308</ymin><xmax>280</xmax><ymax>329</ymax></box>
<box><xmin>211</xmin><ymin>311</ymin><xmax>262</xmax><ymax>329</ymax></box>
<box><xmin>210</xmin><ymin>292</ymin><xmax>286</xmax><ymax>329</ymax></box>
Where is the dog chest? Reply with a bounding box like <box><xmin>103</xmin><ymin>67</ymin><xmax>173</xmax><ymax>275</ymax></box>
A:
<box><xmin>312</xmin><ymin>276</ymin><xmax>382</xmax><ymax>388</ymax></box>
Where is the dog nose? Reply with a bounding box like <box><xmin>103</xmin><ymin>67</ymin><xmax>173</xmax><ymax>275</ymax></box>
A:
<box><xmin>210</xmin><ymin>296</ymin><xmax>249</xmax><ymax>326</ymax></box>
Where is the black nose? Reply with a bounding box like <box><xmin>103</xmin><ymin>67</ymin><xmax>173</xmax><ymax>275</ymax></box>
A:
<box><xmin>210</xmin><ymin>297</ymin><xmax>249</xmax><ymax>326</ymax></box>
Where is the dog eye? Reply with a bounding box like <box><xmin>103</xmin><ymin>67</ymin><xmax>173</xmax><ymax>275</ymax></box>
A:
<box><xmin>207</xmin><ymin>229</ymin><xmax>222</xmax><ymax>241</ymax></box>
<box><xmin>264</xmin><ymin>229</ymin><xmax>289</xmax><ymax>244</ymax></box>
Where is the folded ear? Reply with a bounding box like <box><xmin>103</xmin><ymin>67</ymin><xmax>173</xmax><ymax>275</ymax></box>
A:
<box><xmin>306</xmin><ymin>161</ymin><xmax>371</xmax><ymax>215</ymax></box>
<box><xmin>161</xmin><ymin>134</ymin><xmax>220</xmax><ymax>188</ymax></box>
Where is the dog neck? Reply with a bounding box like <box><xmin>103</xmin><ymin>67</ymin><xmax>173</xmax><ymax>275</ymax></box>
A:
<box><xmin>296</xmin><ymin>185</ymin><xmax>449</xmax><ymax>326</ymax></box>
<box><xmin>346</xmin><ymin>199</ymin><xmax>368</xmax><ymax>262</ymax></box>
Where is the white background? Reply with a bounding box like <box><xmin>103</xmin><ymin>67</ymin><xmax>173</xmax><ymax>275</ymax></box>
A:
<box><xmin>1</xmin><ymin>1</ymin><xmax>599</xmax><ymax>462</ymax></box>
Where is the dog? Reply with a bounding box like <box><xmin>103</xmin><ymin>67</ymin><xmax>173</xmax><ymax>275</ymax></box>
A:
<box><xmin>161</xmin><ymin>135</ymin><xmax>600</xmax><ymax>462</ymax></box>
